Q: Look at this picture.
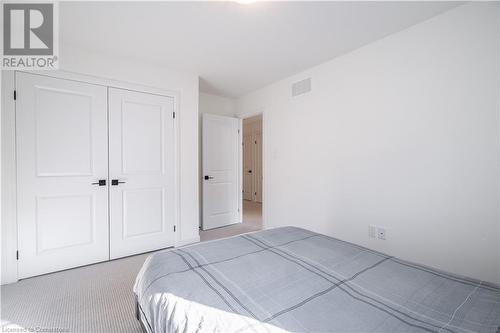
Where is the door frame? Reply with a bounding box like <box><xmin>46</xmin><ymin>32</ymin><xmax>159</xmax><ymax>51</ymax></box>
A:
<box><xmin>238</xmin><ymin>110</ymin><xmax>265</xmax><ymax>227</ymax></box>
<box><xmin>1</xmin><ymin>70</ymin><xmax>181</xmax><ymax>284</ymax></box>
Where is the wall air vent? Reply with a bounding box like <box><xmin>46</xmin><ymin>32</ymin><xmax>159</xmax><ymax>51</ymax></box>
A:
<box><xmin>292</xmin><ymin>78</ymin><xmax>311</xmax><ymax>97</ymax></box>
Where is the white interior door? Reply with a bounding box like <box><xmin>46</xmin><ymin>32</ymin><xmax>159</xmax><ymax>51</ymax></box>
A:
<box><xmin>254</xmin><ymin>132</ymin><xmax>263</xmax><ymax>203</ymax></box>
<box><xmin>243</xmin><ymin>135</ymin><xmax>254</xmax><ymax>201</ymax></box>
<box><xmin>108</xmin><ymin>88</ymin><xmax>175</xmax><ymax>259</ymax></box>
<box><xmin>16</xmin><ymin>72</ymin><xmax>109</xmax><ymax>278</ymax></box>
<box><xmin>202</xmin><ymin>114</ymin><xmax>240</xmax><ymax>230</ymax></box>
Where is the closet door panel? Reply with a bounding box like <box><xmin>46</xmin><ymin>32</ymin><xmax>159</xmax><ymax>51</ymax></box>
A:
<box><xmin>16</xmin><ymin>72</ymin><xmax>109</xmax><ymax>279</ymax></box>
<box><xmin>108</xmin><ymin>88</ymin><xmax>175</xmax><ymax>259</ymax></box>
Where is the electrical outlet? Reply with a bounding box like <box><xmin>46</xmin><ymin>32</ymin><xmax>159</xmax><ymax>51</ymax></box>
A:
<box><xmin>377</xmin><ymin>227</ymin><xmax>386</xmax><ymax>240</ymax></box>
<box><xmin>369</xmin><ymin>225</ymin><xmax>376</xmax><ymax>238</ymax></box>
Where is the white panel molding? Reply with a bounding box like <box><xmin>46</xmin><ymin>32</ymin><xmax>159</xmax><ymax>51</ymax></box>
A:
<box><xmin>120</xmin><ymin>100</ymin><xmax>165</xmax><ymax>175</ymax></box>
<box><xmin>35</xmin><ymin>194</ymin><xmax>95</xmax><ymax>254</ymax></box>
<box><xmin>34</xmin><ymin>86</ymin><xmax>94</xmax><ymax>177</ymax></box>
<box><xmin>122</xmin><ymin>188</ymin><xmax>165</xmax><ymax>239</ymax></box>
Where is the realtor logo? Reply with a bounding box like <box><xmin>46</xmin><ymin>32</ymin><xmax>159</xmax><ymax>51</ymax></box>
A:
<box><xmin>2</xmin><ymin>2</ymin><xmax>58</xmax><ymax>69</ymax></box>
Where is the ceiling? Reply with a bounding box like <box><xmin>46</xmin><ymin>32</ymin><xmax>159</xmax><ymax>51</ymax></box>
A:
<box><xmin>60</xmin><ymin>1</ymin><xmax>461</xmax><ymax>97</ymax></box>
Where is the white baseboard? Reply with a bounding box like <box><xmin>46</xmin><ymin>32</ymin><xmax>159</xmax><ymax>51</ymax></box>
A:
<box><xmin>1</xmin><ymin>275</ymin><xmax>18</xmax><ymax>286</ymax></box>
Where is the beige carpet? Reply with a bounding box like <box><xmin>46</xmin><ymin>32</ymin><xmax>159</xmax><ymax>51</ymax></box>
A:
<box><xmin>1</xmin><ymin>254</ymin><xmax>147</xmax><ymax>332</ymax></box>
<box><xmin>0</xmin><ymin>201</ymin><xmax>262</xmax><ymax>332</ymax></box>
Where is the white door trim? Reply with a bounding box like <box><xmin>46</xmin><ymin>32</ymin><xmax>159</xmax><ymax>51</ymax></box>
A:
<box><xmin>238</xmin><ymin>119</ymin><xmax>243</xmax><ymax>223</ymax></box>
<box><xmin>1</xmin><ymin>70</ymin><xmax>182</xmax><ymax>284</ymax></box>
<box><xmin>1</xmin><ymin>71</ymin><xmax>18</xmax><ymax>285</ymax></box>
<box><xmin>253</xmin><ymin>132</ymin><xmax>263</xmax><ymax>203</ymax></box>
<box><xmin>16</xmin><ymin>70</ymin><xmax>180</xmax><ymax>99</ymax></box>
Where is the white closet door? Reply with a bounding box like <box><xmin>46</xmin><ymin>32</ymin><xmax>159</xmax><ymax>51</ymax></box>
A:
<box><xmin>108</xmin><ymin>88</ymin><xmax>175</xmax><ymax>259</ymax></box>
<box><xmin>16</xmin><ymin>72</ymin><xmax>109</xmax><ymax>278</ymax></box>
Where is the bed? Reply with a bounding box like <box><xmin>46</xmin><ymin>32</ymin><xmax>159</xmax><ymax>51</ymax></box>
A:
<box><xmin>134</xmin><ymin>227</ymin><xmax>500</xmax><ymax>333</ymax></box>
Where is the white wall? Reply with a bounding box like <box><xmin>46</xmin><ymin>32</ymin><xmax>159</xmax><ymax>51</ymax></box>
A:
<box><xmin>199</xmin><ymin>92</ymin><xmax>236</xmax><ymax>116</ymax></box>
<box><xmin>237</xmin><ymin>3</ymin><xmax>500</xmax><ymax>284</ymax></box>
<box><xmin>1</xmin><ymin>45</ymin><xmax>200</xmax><ymax>284</ymax></box>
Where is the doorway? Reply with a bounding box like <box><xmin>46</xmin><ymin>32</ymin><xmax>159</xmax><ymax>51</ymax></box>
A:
<box><xmin>242</xmin><ymin>115</ymin><xmax>263</xmax><ymax>229</ymax></box>
<box><xmin>199</xmin><ymin>113</ymin><xmax>263</xmax><ymax>242</ymax></box>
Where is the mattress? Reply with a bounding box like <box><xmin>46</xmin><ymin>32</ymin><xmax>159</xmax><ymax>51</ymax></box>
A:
<box><xmin>134</xmin><ymin>227</ymin><xmax>500</xmax><ymax>333</ymax></box>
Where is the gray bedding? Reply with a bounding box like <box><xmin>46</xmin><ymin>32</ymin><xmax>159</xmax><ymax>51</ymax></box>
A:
<box><xmin>134</xmin><ymin>227</ymin><xmax>500</xmax><ymax>333</ymax></box>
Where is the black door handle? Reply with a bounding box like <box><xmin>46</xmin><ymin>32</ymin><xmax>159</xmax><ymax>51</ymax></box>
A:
<box><xmin>204</xmin><ymin>175</ymin><xmax>214</xmax><ymax>180</ymax></box>
<box><xmin>111</xmin><ymin>179</ymin><xmax>126</xmax><ymax>186</ymax></box>
<box><xmin>248</xmin><ymin>170</ymin><xmax>252</xmax><ymax>173</ymax></box>
<box><xmin>92</xmin><ymin>179</ymin><xmax>106</xmax><ymax>186</ymax></box>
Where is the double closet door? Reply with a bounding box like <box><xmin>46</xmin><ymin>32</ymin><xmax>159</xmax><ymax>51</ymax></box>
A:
<box><xmin>16</xmin><ymin>72</ymin><xmax>176</xmax><ymax>279</ymax></box>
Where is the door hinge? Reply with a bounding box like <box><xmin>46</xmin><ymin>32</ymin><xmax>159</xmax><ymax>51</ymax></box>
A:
<box><xmin>173</xmin><ymin>112</ymin><xmax>176</xmax><ymax>119</ymax></box>
<box><xmin>16</xmin><ymin>250</ymin><xmax>19</xmax><ymax>260</ymax></box>
<box><xmin>13</xmin><ymin>90</ymin><xmax>16</xmax><ymax>100</ymax></box>
<box><xmin>173</xmin><ymin>225</ymin><xmax>176</xmax><ymax>232</ymax></box>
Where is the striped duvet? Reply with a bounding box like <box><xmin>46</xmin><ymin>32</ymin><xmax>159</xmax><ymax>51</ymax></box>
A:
<box><xmin>134</xmin><ymin>227</ymin><xmax>500</xmax><ymax>333</ymax></box>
